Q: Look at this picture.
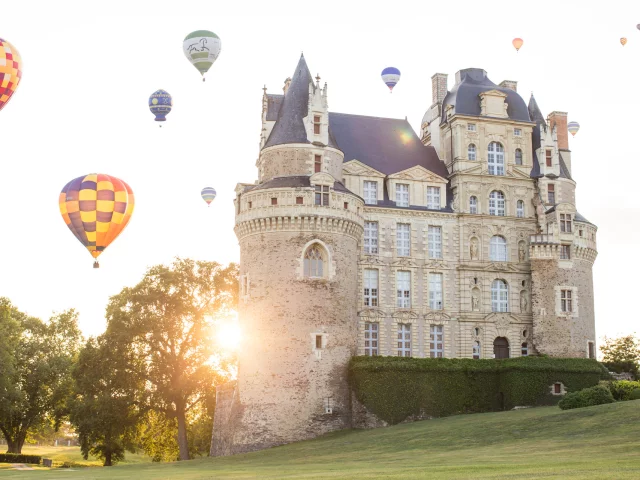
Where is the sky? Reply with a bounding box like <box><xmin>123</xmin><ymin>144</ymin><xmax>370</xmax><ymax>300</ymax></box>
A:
<box><xmin>1</xmin><ymin>0</ymin><xmax>639</xmax><ymax>342</ymax></box>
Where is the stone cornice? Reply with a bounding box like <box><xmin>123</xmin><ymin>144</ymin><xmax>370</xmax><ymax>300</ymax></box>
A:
<box><xmin>235</xmin><ymin>214</ymin><xmax>363</xmax><ymax>240</ymax></box>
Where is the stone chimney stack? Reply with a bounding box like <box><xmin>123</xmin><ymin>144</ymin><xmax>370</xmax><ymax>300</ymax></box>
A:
<box><xmin>499</xmin><ymin>80</ymin><xmax>518</xmax><ymax>92</ymax></box>
<box><xmin>548</xmin><ymin>111</ymin><xmax>569</xmax><ymax>150</ymax></box>
<box><xmin>283</xmin><ymin>77</ymin><xmax>292</xmax><ymax>95</ymax></box>
<box><xmin>431</xmin><ymin>73</ymin><xmax>448</xmax><ymax>105</ymax></box>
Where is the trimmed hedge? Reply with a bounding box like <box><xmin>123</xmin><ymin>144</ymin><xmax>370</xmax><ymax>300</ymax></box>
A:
<box><xmin>630</xmin><ymin>389</ymin><xmax>640</xmax><ymax>400</ymax></box>
<box><xmin>558</xmin><ymin>385</ymin><xmax>615</xmax><ymax>410</ymax></box>
<box><xmin>608</xmin><ymin>380</ymin><xmax>640</xmax><ymax>401</ymax></box>
<box><xmin>601</xmin><ymin>361</ymin><xmax>638</xmax><ymax>378</ymax></box>
<box><xmin>0</xmin><ymin>453</ymin><xmax>42</xmax><ymax>464</ymax></box>
<box><xmin>350</xmin><ymin>356</ymin><xmax>605</xmax><ymax>424</ymax></box>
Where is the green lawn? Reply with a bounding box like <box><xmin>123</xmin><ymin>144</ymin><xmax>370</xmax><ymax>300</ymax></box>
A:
<box><xmin>2</xmin><ymin>401</ymin><xmax>640</xmax><ymax>479</ymax></box>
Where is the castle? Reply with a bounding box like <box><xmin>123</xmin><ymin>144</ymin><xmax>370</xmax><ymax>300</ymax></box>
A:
<box><xmin>211</xmin><ymin>55</ymin><xmax>598</xmax><ymax>456</ymax></box>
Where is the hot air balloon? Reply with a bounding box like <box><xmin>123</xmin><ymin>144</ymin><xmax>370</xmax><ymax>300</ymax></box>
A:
<box><xmin>0</xmin><ymin>38</ymin><xmax>23</xmax><ymax>113</ymax></box>
<box><xmin>59</xmin><ymin>174</ymin><xmax>134</xmax><ymax>268</ymax></box>
<box><xmin>201</xmin><ymin>187</ymin><xmax>217</xmax><ymax>206</ymax></box>
<box><xmin>381</xmin><ymin>67</ymin><xmax>401</xmax><ymax>93</ymax></box>
<box><xmin>637</xmin><ymin>24</ymin><xmax>640</xmax><ymax>31</ymax></box>
<box><xmin>621</xmin><ymin>37</ymin><xmax>628</xmax><ymax>46</ymax></box>
<box><xmin>183</xmin><ymin>30</ymin><xmax>222</xmax><ymax>82</ymax></box>
<box><xmin>567</xmin><ymin>121</ymin><xmax>580</xmax><ymax>137</ymax></box>
<box><xmin>149</xmin><ymin>89</ymin><xmax>172</xmax><ymax>126</ymax></box>
<box><xmin>512</xmin><ymin>38</ymin><xmax>524</xmax><ymax>52</ymax></box>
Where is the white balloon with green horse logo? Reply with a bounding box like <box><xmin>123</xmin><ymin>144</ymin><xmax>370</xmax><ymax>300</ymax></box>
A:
<box><xmin>183</xmin><ymin>30</ymin><xmax>221</xmax><ymax>81</ymax></box>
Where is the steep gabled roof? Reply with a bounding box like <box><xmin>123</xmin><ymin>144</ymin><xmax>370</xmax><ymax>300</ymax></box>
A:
<box><xmin>559</xmin><ymin>152</ymin><xmax>573</xmax><ymax>180</ymax></box>
<box><xmin>266</xmin><ymin>94</ymin><xmax>283</xmax><ymax>121</ymax></box>
<box><xmin>528</xmin><ymin>93</ymin><xmax>546</xmax><ymax>152</ymax></box>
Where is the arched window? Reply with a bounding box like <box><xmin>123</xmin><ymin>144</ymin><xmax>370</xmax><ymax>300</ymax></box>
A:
<box><xmin>468</xmin><ymin>143</ymin><xmax>477</xmax><ymax>161</ymax></box>
<box><xmin>491</xmin><ymin>279</ymin><xmax>509</xmax><ymax>312</ymax></box>
<box><xmin>521</xmin><ymin>342</ymin><xmax>529</xmax><ymax>356</ymax></box>
<box><xmin>469</xmin><ymin>196</ymin><xmax>478</xmax><ymax>214</ymax></box>
<box><xmin>494</xmin><ymin>337</ymin><xmax>510</xmax><ymax>359</ymax></box>
<box><xmin>304</xmin><ymin>245</ymin><xmax>325</xmax><ymax>278</ymax></box>
<box><xmin>489</xmin><ymin>191</ymin><xmax>505</xmax><ymax>216</ymax></box>
<box><xmin>516</xmin><ymin>200</ymin><xmax>524</xmax><ymax>218</ymax></box>
<box><xmin>473</xmin><ymin>341</ymin><xmax>481</xmax><ymax>360</ymax></box>
<box><xmin>488</xmin><ymin>142</ymin><xmax>505</xmax><ymax>175</ymax></box>
<box><xmin>490</xmin><ymin>236</ymin><xmax>507</xmax><ymax>262</ymax></box>
<box><xmin>515</xmin><ymin>148</ymin><xmax>523</xmax><ymax>165</ymax></box>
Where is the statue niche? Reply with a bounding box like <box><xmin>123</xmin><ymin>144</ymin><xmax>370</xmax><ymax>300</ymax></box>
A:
<box><xmin>471</xmin><ymin>287</ymin><xmax>480</xmax><ymax>312</ymax></box>
<box><xmin>520</xmin><ymin>290</ymin><xmax>528</xmax><ymax>313</ymax></box>
<box><xmin>518</xmin><ymin>241</ymin><xmax>527</xmax><ymax>262</ymax></box>
<box><xmin>470</xmin><ymin>237</ymin><xmax>479</xmax><ymax>261</ymax></box>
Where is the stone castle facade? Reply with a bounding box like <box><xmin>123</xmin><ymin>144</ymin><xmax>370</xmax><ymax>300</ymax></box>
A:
<box><xmin>211</xmin><ymin>56</ymin><xmax>598</xmax><ymax>456</ymax></box>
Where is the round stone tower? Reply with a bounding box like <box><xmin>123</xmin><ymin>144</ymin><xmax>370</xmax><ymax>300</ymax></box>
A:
<box><xmin>211</xmin><ymin>55</ymin><xmax>363</xmax><ymax>456</ymax></box>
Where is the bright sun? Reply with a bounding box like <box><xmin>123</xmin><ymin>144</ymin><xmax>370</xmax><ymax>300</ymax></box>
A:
<box><xmin>216</xmin><ymin>316</ymin><xmax>242</xmax><ymax>351</ymax></box>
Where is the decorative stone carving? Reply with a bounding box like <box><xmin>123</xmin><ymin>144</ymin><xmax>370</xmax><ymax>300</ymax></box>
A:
<box><xmin>520</xmin><ymin>291</ymin><xmax>528</xmax><ymax>313</ymax></box>
<box><xmin>518</xmin><ymin>242</ymin><xmax>526</xmax><ymax>262</ymax></box>
<box><xmin>425</xmin><ymin>312</ymin><xmax>451</xmax><ymax>323</ymax></box>
<box><xmin>494</xmin><ymin>314</ymin><xmax>511</xmax><ymax>337</ymax></box>
<box><xmin>358</xmin><ymin>309</ymin><xmax>387</xmax><ymax>319</ymax></box>
<box><xmin>472</xmin><ymin>294</ymin><xmax>479</xmax><ymax>311</ymax></box>
<box><xmin>451</xmin><ymin>193</ymin><xmax>459</xmax><ymax>212</ymax></box>
<box><xmin>470</xmin><ymin>238</ymin><xmax>479</xmax><ymax>260</ymax></box>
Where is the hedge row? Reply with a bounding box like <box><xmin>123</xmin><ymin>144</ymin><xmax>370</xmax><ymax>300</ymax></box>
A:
<box><xmin>350</xmin><ymin>356</ymin><xmax>606</xmax><ymax>424</ymax></box>
<box><xmin>0</xmin><ymin>453</ymin><xmax>42</xmax><ymax>464</ymax></box>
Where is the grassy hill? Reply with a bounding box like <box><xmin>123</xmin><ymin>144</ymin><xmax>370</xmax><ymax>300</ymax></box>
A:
<box><xmin>2</xmin><ymin>401</ymin><xmax>640</xmax><ymax>479</ymax></box>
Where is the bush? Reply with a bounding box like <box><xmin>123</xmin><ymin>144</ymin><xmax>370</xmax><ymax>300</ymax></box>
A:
<box><xmin>0</xmin><ymin>453</ymin><xmax>42</xmax><ymax>464</ymax></box>
<box><xmin>630</xmin><ymin>389</ymin><xmax>640</xmax><ymax>400</ymax></box>
<box><xmin>608</xmin><ymin>380</ymin><xmax>640</xmax><ymax>401</ymax></box>
<box><xmin>601</xmin><ymin>361</ymin><xmax>638</xmax><ymax>378</ymax></box>
<box><xmin>558</xmin><ymin>385</ymin><xmax>615</xmax><ymax>410</ymax></box>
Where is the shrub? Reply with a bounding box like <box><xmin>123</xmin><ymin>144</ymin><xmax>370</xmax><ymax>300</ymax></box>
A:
<box><xmin>630</xmin><ymin>389</ymin><xmax>640</xmax><ymax>400</ymax></box>
<box><xmin>558</xmin><ymin>385</ymin><xmax>614</xmax><ymax>410</ymax></box>
<box><xmin>0</xmin><ymin>453</ymin><xmax>42</xmax><ymax>464</ymax></box>
<box><xmin>601</xmin><ymin>361</ymin><xmax>638</xmax><ymax>378</ymax></box>
<box><xmin>608</xmin><ymin>380</ymin><xmax>640</xmax><ymax>401</ymax></box>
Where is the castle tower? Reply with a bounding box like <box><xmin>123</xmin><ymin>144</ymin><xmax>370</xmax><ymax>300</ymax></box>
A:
<box><xmin>528</xmin><ymin>95</ymin><xmax>598</xmax><ymax>358</ymax></box>
<box><xmin>211</xmin><ymin>55</ymin><xmax>364</xmax><ymax>456</ymax></box>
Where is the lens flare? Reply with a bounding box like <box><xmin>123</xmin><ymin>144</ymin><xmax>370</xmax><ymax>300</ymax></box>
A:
<box><xmin>216</xmin><ymin>317</ymin><xmax>241</xmax><ymax>351</ymax></box>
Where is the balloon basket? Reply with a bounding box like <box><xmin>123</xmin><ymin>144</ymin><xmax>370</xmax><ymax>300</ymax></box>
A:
<box><xmin>93</xmin><ymin>261</ymin><xmax>100</xmax><ymax>269</ymax></box>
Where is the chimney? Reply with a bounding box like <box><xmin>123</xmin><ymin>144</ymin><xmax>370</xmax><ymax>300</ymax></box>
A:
<box><xmin>283</xmin><ymin>77</ymin><xmax>292</xmax><ymax>95</ymax></box>
<box><xmin>548</xmin><ymin>111</ymin><xmax>569</xmax><ymax>150</ymax></box>
<box><xmin>431</xmin><ymin>73</ymin><xmax>448</xmax><ymax>105</ymax></box>
<box><xmin>499</xmin><ymin>80</ymin><xmax>518</xmax><ymax>92</ymax></box>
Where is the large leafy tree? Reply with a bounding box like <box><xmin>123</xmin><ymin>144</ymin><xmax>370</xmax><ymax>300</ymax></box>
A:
<box><xmin>105</xmin><ymin>258</ymin><xmax>238</xmax><ymax>461</ymax></box>
<box><xmin>69</xmin><ymin>336</ymin><xmax>145</xmax><ymax>466</ymax></box>
<box><xmin>0</xmin><ymin>298</ymin><xmax>82</xmax><ymax>453</ymax></box>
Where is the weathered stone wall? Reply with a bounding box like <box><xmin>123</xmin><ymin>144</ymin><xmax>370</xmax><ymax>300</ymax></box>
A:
<box><xmin>258</xmin><ymin>145</ymin><xmax>344</xmax><ymax>184</ymax></box>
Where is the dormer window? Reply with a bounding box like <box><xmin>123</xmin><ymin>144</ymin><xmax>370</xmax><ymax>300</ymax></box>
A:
<box><xmin>363</xmin><ymin>181</ymin><xmax>378</xmax><ymax>205</ymax></box>
<box><xmin>426</xmin><ymin>187</ymin><xmax>440</xmax><ymax>209</ymax></box>
<box><xmin>467</xmin><ymin>123</ymin><xmax>476</xmax><ymax>132</ymax></box>
<box><xmin>560</xmin><ymin>214</ymin><xmax>572</xmax><ymax>233</ymax></box>
<box><xmin>546</xmin><ymin>149</ymin><xmax>552</xmax><ymax>167</ymax></box>
<box><xmin>396</xmin><ymin>184</ymin><xmax>409</xmax><ymax>207</ymax></box>
<box><xmin>514</xmin><ymin>128</ymin><xmax>522</xmax><ymax>136</ymax></box>
<box><xmin>313</xmin><ymin>115</ymin><xmax>321</xmax><ymax>135</ymax></box>
<box><xmin>315</xmin><ymin>185</ymin><xmax>329</xmax><ymax>206</ymax></box>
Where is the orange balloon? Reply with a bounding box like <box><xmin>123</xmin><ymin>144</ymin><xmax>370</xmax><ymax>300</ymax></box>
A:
<box><xmin>620</xmin><ymin>37</ymin><xmax>627</xmax><ymax>46</ymax></box>
<box><xmin>512</xmin><ymin>38</ymin><xmax>524</xmax><ymax>52</ymax></box>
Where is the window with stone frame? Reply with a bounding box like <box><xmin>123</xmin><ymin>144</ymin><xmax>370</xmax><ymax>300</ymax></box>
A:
<box><xmin>428</xmin><ymin>226</ymin><xmax>442</xmax><ymax>259</ymax></box>
<box><xmin>467</xmin><ymin>123</ymin><xmax>476</xmax><ymax>132</ymax></box>
<box><xmin>314</xmin><ymin>154</ymin><xmax>322</xmax><ymax>173</ymax></box>
<box><xmin>514</xmin><ymin>128</ymin><xmax>522</xmax><ymax>137</ymax></box>
<box><xmin>313</xmin><ymin>115</ymin><xmax>321</xmax><ymax>135</ymax></box>
<box><xmin>397</xmin><ymin>323</ymin><xmax>411</xmax><ymax>357</ymax></box>
<box><xmin>364</xmin><ymin>322</ymin><xmax>379</xmax><ymax>356</ymax></box>
<box><xmin>473</xmin><ymin>341</ymin><xmax>481</xmax><ymax>360</ymax></box>
<box><xmin>521</xmin><ymin>342</ymin><xmax>529</xmax><ymax>356</ymax></box>
<box><xmin>468</xmin><ymin>143</ymin><xmax>477</xmax><ymax>161</ymax></box>
<box><xmin>315</xmin><ymin>185</ymin><xmax>329</xmax><ymax>206</ymax></box>
<box><xmin>547</xmin><ymin>184</ymin><xmax>555</xmax><ymax>204</ymax></box>
<box><xmin>489</xmin><ymin>191</ymin><xmax>506</xmax><ymax>216</ymax></box>
<box><xmin>561</xmin><ymin>289</ymin><xmax>573</xmax><ymax>312</ymax></box>
<box><xmin>430</xmin><ymin>325</ymin><xmax>444</xmax><ymax>358</ymax></box>
<box><xmin>490</xmin><ymin>235</ymin><xmax>508</xmax><ymax>262</ymax></box>
<box><xmin>469</xmin><ymin>196</ymin><xmax>478</xmax><ymax>214</ymax></box>
<box><xmin>588</xmin><ymin>341</ymin><xmax>595</xmax><ymax>359</ymax></box>
<box><xmin>560</xmin><ymin>245</ymin><xmax>570</xmax><ymax>260</ymax></box>
<box><xmin>517</xmin><ymin>200</ymin><xmax>525</xmax><ymax>218</ymax></box>
<box><xmin>488</xmin><ymin>142</ymin><xmax>505</xmax><ymax>175</ymax></box>
<box><xmin>303</xmin><ymin>245</ymin><xmax>325</xmax><ymax>278</ymax></box>
<box><xmin>363</xmin><ymin>180</ymin><xmax>378</xmax><ymax>205</ymax></box>
<box><xmin>364</xmin><ymin>221</ymin><xmax>379</xmax><ymax>255</ymax></box>
<box><xmin>546</xmin><ymin>149</ymin><xmax>553</xmax><ymax>167</ymax></box>
<box><xmin>363</xmin><ymin>269</ymin><xmax>379</xmax><ymax>307</ymax></box>
<box><xmin>560</xmin><ymin>214</ymin><xmax>572</xmax><ymax>233</ymax></box>
<box><xmin>515</xmin><ymin>148</ymin><xmax>523</xmax><ymax>165</ymax></box>
<box><xmin>426</xmin><ymin>186</ymin><xmax>441</xmax><ymax>209</ymax></box>
<box><xmin>428</xmin><ymin>273</ymin><xmax>443</xmax><ymax>310</ymax></box>
<box><xmin>491</xmin><ymin>279</ymin><xmax>509</xmax><ymax>312</ymax></box>
<box><xmin>396</xmin><ymin>183</ymin><xmax>409</xmax><ymax>207</ymax></box>
<box><xmin>396</xmin><ymin>223</ymin><xmax>411</xmax><ymax>257</ymax></box>
<box><xmin>396</xmin><ymin>271</ymin><xmax>411</xmax><ymax>308</ymax></box>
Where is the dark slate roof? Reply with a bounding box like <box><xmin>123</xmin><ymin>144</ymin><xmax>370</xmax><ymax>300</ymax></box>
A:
<box><xmin>246</xmin><ymin>175</ymin><xmax>351</xmax><ymax>194</ymax></box>
<box><xmin>559</xmin><ymin>152</ymin><xmax>573</xmax><ymax>180</ymax></box>
<box><xmin>528</xmin><ymin>93</ymin><xmax>547</xmax><ymax>153</ymax></box>
<box><xmin>574</xmin><ymin>212</ymin><xmax>594</xmax><ymax>225</ymax></box>
<box><xmin>441</xmin><ymin>68</ymin><xmax>531</xmax><ymax>124</ymax></box>
<box><xmin>530</xmin><ymin>151</ymin><xmax>543</xmax><ymax>178</ymax></box>
<box><xmin>266</xmin><ymin>94</ymin><xmax>283</xmax><ymax>121</ymax></box>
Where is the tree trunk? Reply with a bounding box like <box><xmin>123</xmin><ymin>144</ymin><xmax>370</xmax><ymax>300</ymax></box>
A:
<box><xmin>6</xmin><ymin>431</ymin><xmax>26</xmax><ymax>454</ymax></box>
<box><xmin>104</xmin><ymin>451</ymin><xmax>112</xmax><ymax>467</ymax></box>
<box><xmin>176</xmin><ymin>403</ymin><xmax>190</xmax><ymax>461</ymax></box>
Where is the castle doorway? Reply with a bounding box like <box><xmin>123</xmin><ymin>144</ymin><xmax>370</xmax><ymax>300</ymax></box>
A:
<box><xmin>493</xmin><ymin>337</ymin><xmax>510</xmax><ymax>359</ymax></box>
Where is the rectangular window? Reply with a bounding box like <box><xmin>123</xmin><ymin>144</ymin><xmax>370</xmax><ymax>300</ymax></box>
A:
<box><xmin>554</xmin><ymin>383</ymin><xmax>561</xmax><ymax>394</ymax></box>
<box><xmin>296</xmin><ymin>196</ymin><xmax>303</xmax><ymax>205</ymax></box>
<box><xmin>428</xmin><ymin>226</ymin><xmax>442</xmax><ymax>259</ymax></box>
<box><xmin>396</xmin><ymin>183</ymin><xmax>409</xmax><ymax>207</ymax></box>
<box><xmin>344</xmin><ymin>202</ymin><xmax>348</xmax><ymax>209</ymax></box>
<box><xmin>560</xmin><ymin>245</ymin><xmax>570</xmax><ymax>260</ymax></box>
<box><xmin>430</xmin><ymin>325</ymin><xmax>444</xmax><ymax>358</ymax></box>
<box><xmin>429</xmin><ymin>273</ymin><xmax>443</xmax><ymax>310</ymax></box>
<box><xmin>363</xmin><ymin>181</ymin><xmax>378</xmax><ymax>205</ymax></box>
<box><xmin>467</xmin><ymin>123</ymin><xmax>476</xmax><ymax>131</ymax></box>
<box><xmin>364</xmin><ymin>322</ymin><xmax>379</xmax><ymax>356</ymax></box>
<box><xmin>560</xmin><ymin>214</ymin><xmax>572</xmax><ymax>233</ymax></box>
<box><xmin>315</xmin><ymin>335</ymin><xmax>323</xmax><ymax>349</ymax></box>
<box><xmin>514</xmin><ymin>128</ymin><xmax>522</xmax><ymax>136</ymax></box>
<box><xmin>426</xmin><ymin>186</ymin><xmax>441</xmax><ymax>209</ymax></box>
<box><xmin>248</xmin><ymin>201</ymin><xmax>252</xmax><ymax>209</ymax></box>
<box><xmin>561</xmin><ymin>289</ymin><xmax>573</xmax><ymax>312</ymax></box>
<box><xmin>363</xmin><ymin>269</ymin><xmax>379</xmax><ymax>307</ymax></box>
<box><xmin>271</xmin><ymin>197</ymin><xmax>277</xmax><ymax>205</ymax></box>
<box><xmin>547</xmin><ymin>184</ymin><xmax>555</xmax><ymax>204</ymax></box>
<box><xmin>314</xmin><ymin>154</ymin><xmax>322</xmax><ymax>173</ymax></box>
<box><xmin>473</xmin><ymin>341</ymin><xmax>481</xmax><ymax>360</ymax></box>
<box><xmin>315</xmin><ymin>185</ymin><xmax>329</xmax><ymax>206</ymax></box>
<box><xmin>313</xmin><ymin>115</ymin><xmax>321</xmax><ymax>135</ymax></box>
<box><xmin>546</xmin><ymin>149</ymin><xmax>552</xmax><ymax>167</ymax></box>
<box><xmin>364</xmin><ymin>221</ymin><xmax>378</xmax><ymax>255</ymax></box>
<box><xmin>469</xmin><ymin>196</ymin><xmax>478</xmax><ymax>214</ymax></box>
<box><xmin>521</xmin><ymin>343</ymin><xmax>529</xmax><ymax>356</ymax></box>
<box><xmin>396</xmin><ymin>271</ymin><xmax>411</xmax><ymax>308</ymax></box>
<box><xmin>588</xmin><ymin>341</ymin><xmax>595</xmax><ymax>359</ymax></box>
<box><xmin>396</xmin><ymin>224</ymin><xmax>410</xmax><ymax>257</ymax></box>
<box><xmin>397</xmin><ymin>323</ymin><xmax>411</xmax><ymax>357</ymax></box>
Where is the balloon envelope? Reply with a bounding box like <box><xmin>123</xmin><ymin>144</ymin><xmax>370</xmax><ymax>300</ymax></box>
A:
<box><xmin>149</xmin><ymin>89</ymin><xmax>172</xmax><ymax>122</ymax></box>
<box><xmin>621</xmin><ymin>37</ymin><xmax>628</xmax><ymax>46</ymax></box>
<box><xmin>0</xmin><ymin>38</ymin><xmax>23</xmax><ymax>112</ymax></box>
<box><xmin>59</xmin><ymin>174</ymin><xmax>134</xmax><ymax>264</ymax></box>
<box><xmin>201</xmin><ymin>187</ymin><xmax>217</xmax><ymax>205</ymax></box>
<box><xmin>183</xmin><ymin>30</ymin><xmax>222</xmax><ymax>79</ymax></box>
<box><xmin>512</xmin><ymin>38</ymin><xmax>524</xmax><ymax>51</ymax></box>
<box><xmin>567</xmin><ymin>121</ymin><xmax>580</xmax><ymax>137</ymax></box>
<box><xmin>381</xmin><ymin>67</ymin><xmax>401</xmax><ymax>92</ymax></box>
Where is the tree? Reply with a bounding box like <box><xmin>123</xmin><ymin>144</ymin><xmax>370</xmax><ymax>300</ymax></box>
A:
<box><xmin>601</xmin><ymin>334</ymin><xmax>640</xmax><ymax>376</ymax></box>
<box><xmin>105</xmin><ymin>258</ymin><xmax>238</xmax><ymax>461</ymax></box>
<box><xmin>69</xmin><ymin>336</ymin><xmax>145</xmax><ymax>466</ymax></box>
<box><xmin>0</xmin><ymin>298</ymin><xmax>82</xmax><ymax>454</ymax></box>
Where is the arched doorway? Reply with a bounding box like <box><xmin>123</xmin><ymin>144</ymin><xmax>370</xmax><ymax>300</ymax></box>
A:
<box><xmin>494</xmin><ymin>337</ymin><xmax>510</xmax><ymax>359</ymax></box>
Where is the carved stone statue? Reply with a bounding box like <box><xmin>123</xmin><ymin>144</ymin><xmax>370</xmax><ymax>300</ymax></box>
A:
<box><xmin>470</xmin><ymin>238</ymin><xmax>479</xmax><ymax>260</ymax></box>
<box><xmin>518</xmin><ymin>243</ymin><xmax>526</xmax><ymax>262</ymax></box>
<box><xmin>472</xmin><ymin>295</ymin><xmax>479</xmax><ymax>311</ymax></box>
<box><xmin>520</xmin><ymin>292</ymin><xmax>528</xmax><ymax>313</ymax></box>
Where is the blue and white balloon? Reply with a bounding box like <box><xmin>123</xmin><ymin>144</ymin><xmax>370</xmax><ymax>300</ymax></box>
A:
<box><xmin>149</xmin><ymin>89</ymin><xmax>172</xmax><ymax>126</ymax></box>
<box><xmin>381</xmin><ymin>67</ymin><xmax>401</xmax><ymax>93</ymax></box>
